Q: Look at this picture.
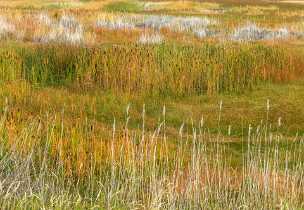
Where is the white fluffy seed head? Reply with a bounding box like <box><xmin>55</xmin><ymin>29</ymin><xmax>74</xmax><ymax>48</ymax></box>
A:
<box><xmin>38</xmin><ymin>15</ymin><xmax>84</xmax><ymax>45</ymax></box>
<box><xmin>96</xmin><ymin>17</ymin><xmax>136</xmax><ymax>30</ymax></box>
<box><xmin>193</xmin><ymin>28</ymin><xmax>217</xmax><ymax>39</ymax></box>
<box><xmin>0</xmin><ymin>16</ymin><xmax>15</xmax><ymax>38</ymax></box>
<box><xmin>37</xmin><ymin>13</ymin><xmax>53</xmax><ymax>26</ymax></box>
<box><xmin>138</xmin><ymin>33</ymin><xmax>164</xmax><ymax>45</ymax></box>
<box><xmin>141</xmin><ymin>15</ymin><xmax>216</xmax><ymax>32</ymax></box>
<box><xmin>232</xmin><ymin>24</ymin><xmax>290</xmax><ymax>41</ymax></box>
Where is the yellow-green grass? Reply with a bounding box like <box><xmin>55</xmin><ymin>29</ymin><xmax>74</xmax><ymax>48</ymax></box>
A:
<box><xmin>1</xmin><ymin>0</ymin><xmax>304</xmax><ymax>25</ymax></box>
<box><xmin>0</xmin><ymin>3</ymin><xmax>303</xmax><ymax>46</ymax></box>
<box><xmin>0</xmin><ymin>43</ymin><xmax>301</xmax><ymax>95</ymax></box>
<box><xmin>0</xmin><ymin>41</ymin><xmax>303</xmax><ymax>139</ymax></box>
<box><xmin>0</xmin><ymin>0</ymin><xmax>111</xmax><ymax>10</ymax></box>
<box><xmin>1</xmin><ymin>79</ymin><xmax>304</xmax><ymax>141</ymax></box>
<box><xmin>0</xmin><ymin>81</ymin><xmax>303</xmax><ymax>208</ymax></box>
<box><xmin>0</xmin><ymin>0</ymin><xmax>303</xmax><ymax>209</ymax></box>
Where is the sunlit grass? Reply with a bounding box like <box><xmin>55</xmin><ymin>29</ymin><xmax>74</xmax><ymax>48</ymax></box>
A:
<box><xmin>0</xmin><ymin>43</ymin><xmax>301</xmax><ymax>96</ymax></box>
<box><xmin>0</xmin><ymin>95</ymin><xmax>303</xmax><ymax>209</ymax></box>
<box><xmin>0</xmin><ymin>0</ymin><xmax>303</xmax><ymax>209</ymax></box>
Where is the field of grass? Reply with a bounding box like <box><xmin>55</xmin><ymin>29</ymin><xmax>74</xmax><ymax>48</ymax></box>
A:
<box><xmin>0</xmin><ymin>0</ymin><xmax>304</xmax><ymax>209</ymax></box>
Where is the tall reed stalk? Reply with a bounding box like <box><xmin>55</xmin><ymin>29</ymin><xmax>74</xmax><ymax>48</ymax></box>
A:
<box><xmin>0</xmin><ymin>43</ymin><xmax>300</xmax><ymax>96</ymax></box>
<box><xmin>0</xmin><ymin>101</ymin><xmax>303</xmax><ymax>209</ymax></box>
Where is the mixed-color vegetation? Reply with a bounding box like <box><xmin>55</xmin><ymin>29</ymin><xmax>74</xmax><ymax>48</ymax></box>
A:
<box><xmin>0</xmin><ymin>0</ymin><xmax>304</xmax><ymax>209</ymax></box>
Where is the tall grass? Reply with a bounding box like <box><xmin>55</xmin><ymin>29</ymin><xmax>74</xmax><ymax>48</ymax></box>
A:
<box><xmin>0</xmin><ymin>2</ymin><xmax>303</xmax><ymax>209</ymax></box>
<box><xmin>0</xmin><ymin>43</ymin><xmax>300</xmax><ymax>96</ymax></box>
<box><xmin>0</xmin><ymin>101</ymin><xmax>303</xmax><ymax>209</ymax></box>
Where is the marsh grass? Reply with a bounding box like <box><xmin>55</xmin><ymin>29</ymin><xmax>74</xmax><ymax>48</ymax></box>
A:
<box><xmin>0</xmin><ymin>100</ymin><xmax>303</xmax><ymax>209</ymax></box>
<box><xmin>0</xmin><ymin>10</ymin><xmax>303</xmax><ymax>45</ymax></box>
<box><xmin>0</xmin><ymin>1</ymin><xmax>303</xmax><ymax>209</ymax></box>
<box><xmin>0</xmin><ymin>43</ymin><xmax>300</xmax><ymax>96</ymax></box>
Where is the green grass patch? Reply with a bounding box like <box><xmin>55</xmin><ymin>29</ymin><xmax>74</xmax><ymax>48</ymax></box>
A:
<box><xmin>104</xmin><ymin>0</ymin><xmax>143</xmax><ymax>13</ymax></box>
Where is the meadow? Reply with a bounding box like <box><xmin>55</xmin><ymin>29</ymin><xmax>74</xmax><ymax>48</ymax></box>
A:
<box><xmin>0</xmin><ymin>0</ymin><xmax>304</xmax><ymax>209</ymax></box>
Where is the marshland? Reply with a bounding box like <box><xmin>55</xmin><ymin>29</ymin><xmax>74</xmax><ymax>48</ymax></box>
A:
<box><xmin>0</xmin><ymin>0</ymin><xmax>304</xmax><ymax>209</ymax></box>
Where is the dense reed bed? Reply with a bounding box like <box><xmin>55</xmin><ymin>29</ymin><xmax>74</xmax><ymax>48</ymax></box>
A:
<box><xmin>0</xmin><ymin>43</ymin><xmax>301</xmax><ymax>96</ymax></box>
<box><xmin>0</xmin><ymin>101</ymin><xmax>303</xmax><ymax>209</ymax></box>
